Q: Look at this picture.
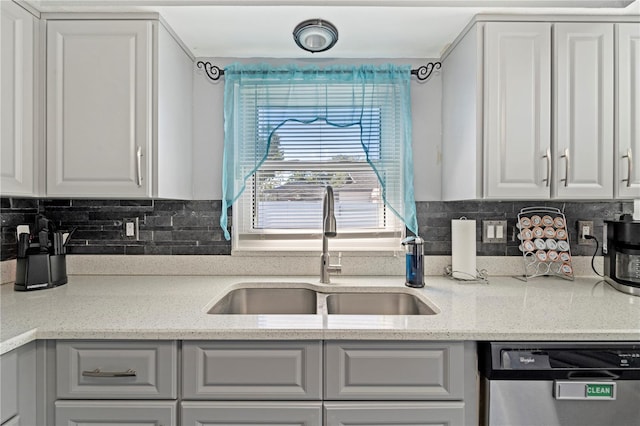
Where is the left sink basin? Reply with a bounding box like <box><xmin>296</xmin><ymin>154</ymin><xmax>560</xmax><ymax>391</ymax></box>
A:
<box><xmin>207</xmin><ymin>287</ymin><xmax>318</xmax><ymax>314</ymax></box>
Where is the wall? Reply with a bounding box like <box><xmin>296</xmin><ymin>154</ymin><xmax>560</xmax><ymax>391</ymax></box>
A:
<box><xmin>1</xmin><ymin>197</ymin><xmax>632</xmax><ymax>261</ymax></box>
<box><xmin>1</xmin><ymin>58</ymin><xmax>633</xmax><ymax>261</ymax></box>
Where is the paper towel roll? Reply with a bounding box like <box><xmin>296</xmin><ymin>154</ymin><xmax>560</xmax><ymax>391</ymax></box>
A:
<box><xmin>451</xmin><ymin>219</ymin><xmax>477</xmax><ymax>280</ymax></box>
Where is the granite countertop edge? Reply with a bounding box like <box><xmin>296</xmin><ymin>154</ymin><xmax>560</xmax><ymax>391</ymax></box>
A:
<box><xmin>1</xmin><ymin>274</ymin><xmax>639</xmax><ymax>355</ymax></box>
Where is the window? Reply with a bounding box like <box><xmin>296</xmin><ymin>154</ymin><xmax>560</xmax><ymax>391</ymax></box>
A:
<box><xmin>221</xmin><ymin>64</ymin><xmax>417</xmax><ymax>252</ymax></box>
<box><xmin>234</xmin><ymin>106</ymin><xmax>403</xmax><ymax>251</ymax></box>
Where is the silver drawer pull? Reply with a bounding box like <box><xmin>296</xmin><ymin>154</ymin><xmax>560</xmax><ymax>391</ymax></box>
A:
<box><xmin>82</xmin><ymin>368</ymin><xmax>137</xmax><ymax>378</ymax></box>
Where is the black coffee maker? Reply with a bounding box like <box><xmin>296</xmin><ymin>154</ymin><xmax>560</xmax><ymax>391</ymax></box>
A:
<box><xmin>14</xmin><ymin>215</ymin><xmax>69</xmax><ymax>291</ymax></box>
<box><xmin>604</xmin><ymin>214</ymin><xmax>640</xmax><ymax>296</ymax></box>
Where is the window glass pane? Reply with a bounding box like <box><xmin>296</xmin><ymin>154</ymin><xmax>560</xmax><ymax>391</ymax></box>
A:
<box><xmin>254</xmin><ymin>167</ymin><xmax>384</xmax><ymax>230</ymax></box>
<box><xmin>252</xmin><ymin>106</ymin><xmax>386</xmax><ymax>232</ymax></box>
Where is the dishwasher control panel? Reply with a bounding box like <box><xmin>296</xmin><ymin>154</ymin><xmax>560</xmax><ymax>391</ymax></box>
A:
<box><xmin>479</xmin><ymin>342</ymin><xmax>640</xmax><ymax>380</ymax></box>
<box><xmin>501</xmin><ymin>348</ymin><xmax>640</xmax><ymax>370</ymax></box>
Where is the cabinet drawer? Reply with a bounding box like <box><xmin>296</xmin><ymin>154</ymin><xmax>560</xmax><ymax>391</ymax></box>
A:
<box><xmin>56</xmin><ymin>340</ymin><xmax>177</xmax><ymax>399</ymax></box>
<box><xmin>324</xmin><ymin>401</ymin><xmax>465</xmax><ymax>425</ymax></box>
<box><xmin>181</xmin><ymin>401</ymin><xmax>322</xmax><ymax>426</ymax></box>
<box><xmin>55</xmin><ymin>400</ymin><xmax>177</xmax><ymax>426</ymax></box>
<box><xmin>325</xmin><ymin>341</ymin><xmax>464</xmax><ymax>400</ymax></box>
<box><xmin>182</xmin><ymin>341</ymin><xmax>322</xmax><ymax>400</ymax></box>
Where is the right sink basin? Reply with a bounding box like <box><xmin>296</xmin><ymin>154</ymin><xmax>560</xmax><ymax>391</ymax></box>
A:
<box><xmin>325</xmin><ymin>291</ymin><xmax>437</xmax><ymax>315</ymax></box>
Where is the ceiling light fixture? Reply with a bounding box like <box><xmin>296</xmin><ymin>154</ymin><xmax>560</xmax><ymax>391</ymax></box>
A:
<box><xmin>293</xmin><ymin>19</ymin><xmax>338</xmax><ymax>53</ymax></box>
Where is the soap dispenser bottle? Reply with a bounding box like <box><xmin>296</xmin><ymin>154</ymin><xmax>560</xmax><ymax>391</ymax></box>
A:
<box><xmin>402</xmin><ymin>236</ymin><xmax>424</xmax><ymax>288</ymax></box>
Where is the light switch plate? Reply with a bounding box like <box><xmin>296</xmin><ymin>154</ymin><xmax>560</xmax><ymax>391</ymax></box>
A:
<box><xmin>483</xmin><ymin>220</ymin><xmax>507</xmax><ymax>243</ymax></box>
<box><xmin>123</xmin><ymin>218</ymin><xmax>139</xmax><ymax>240</ymax></box>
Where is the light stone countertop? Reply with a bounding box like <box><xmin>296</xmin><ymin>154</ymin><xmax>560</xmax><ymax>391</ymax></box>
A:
<box><xmin>1</xmin><ymin>274</ymin><xmax>639</xmax><ymax>355</ymax></box>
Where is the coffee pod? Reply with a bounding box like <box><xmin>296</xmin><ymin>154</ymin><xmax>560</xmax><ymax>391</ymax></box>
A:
<box><xmin>544</xmin><ymin>227</ymin><xmax>556</xmax><ymax>238</ymax></box>
<box><xmin>542</xmin><ymin>215</ymin><xmax>554</xmax><ymax>226</ymax></box>
<box><xmin>536</xmin><ymin>250</ymin><xmax>548</xmax><ymax>262</ymax></box>
<box><xmin>519</xmin><ymin>217</ymin><xmax>532</xmax><ymax>228</ymax></box>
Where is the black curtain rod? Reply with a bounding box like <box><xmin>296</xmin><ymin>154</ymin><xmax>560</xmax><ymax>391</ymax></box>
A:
<box><xmin>196</xmin><ymin>61</ymin><xmax>442</xmax><ymax>83</ymax></box>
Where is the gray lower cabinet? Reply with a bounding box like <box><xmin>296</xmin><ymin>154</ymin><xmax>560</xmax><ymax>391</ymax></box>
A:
<box><xmin>324</xmin><ymin>341</ymin><xmax>473</xmax><ymax>426</ymax></box>
<box><xmin>45</xmin><ymin>339</ymin><xmax>473</xmax><ymax>425</ymax></box>
<box><xmin>55</xmin><ymin>400</ymin><xmax>177</xmax><ymax>425</ymax></box>
<box><xmin>181</xmin><ymin>401</ymin><xmax>322</xmax><ymax>425</ymax></box>
<box><xmin>182</xmin><ymin>341</ymin><xmax>322</xmax><ymax>400</ymax></box>
<box><xmin>54</xmin><ymin>340</ymin><xmax>178</xmax><ymax>426</ymax></box>
<box><xmin>325</xmin><ymin>341</ymin><xmax>465</xmax><ymax>400</ymax></box>
<box><xmin>56</xmin><ymin>340</ymin><xmax>177</xmax><ymax>399</ymax></box>
<box><xmin>324</xmin><ymin>401</ymin><xmax>465</xmax><ymax>425</ymax></box>
<box><xmin>0</xmin><ymin>342</ymin><xmax>36</xmax><ymax>426</ymax></box>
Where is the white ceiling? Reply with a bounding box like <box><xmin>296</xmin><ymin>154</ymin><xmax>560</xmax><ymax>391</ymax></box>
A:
<box><xmin>22</xmin><ymin>0</ymin><xmax>640</xmax><ymax>58</ymax></box>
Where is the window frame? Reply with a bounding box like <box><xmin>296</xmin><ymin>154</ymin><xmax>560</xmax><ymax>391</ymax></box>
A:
<box><xmin>232</xmin><ymin>107</ymin><xmax>405</xmax><ymax>253</ymax></box>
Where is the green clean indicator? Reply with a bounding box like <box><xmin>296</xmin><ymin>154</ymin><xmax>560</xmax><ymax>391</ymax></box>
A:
<box><xmin>586</xmin><ymin>383</ymin><xmax>615</xmax><ymax>399</ymax></box>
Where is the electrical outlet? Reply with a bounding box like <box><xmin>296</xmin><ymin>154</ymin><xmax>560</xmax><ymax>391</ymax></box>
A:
<box><xmin>577</xmin><ymin>220</ymin><xmax>594</xmax><ymax>245</ymax></box>
<box><xmin>483</xmin><ymin>220</ymin><xmax>507</xmax><ymax>243</ymax></box>
<box><xmin>123</xmin><ymin>218</ymin><xmax>139</xmax><ymax>240</ymax></box>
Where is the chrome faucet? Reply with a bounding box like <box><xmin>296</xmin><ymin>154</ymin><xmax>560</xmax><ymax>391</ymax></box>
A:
<box><xmin>320</xmin><ymin>185</ymin><xmax>342</xmax><ymax>283</ymax></box>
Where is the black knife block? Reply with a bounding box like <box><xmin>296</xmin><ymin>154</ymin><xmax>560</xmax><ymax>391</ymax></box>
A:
<box><xmin>15</xmin><ymin>254</ymin><xmax>67</xmax><ymax>291</ymax></box>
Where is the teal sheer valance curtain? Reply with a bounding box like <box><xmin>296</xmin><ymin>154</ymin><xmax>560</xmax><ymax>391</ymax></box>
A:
<box><xmin>220</xmin><ymin>62</ymin><xmax>418</xmax><ymax>240</ymax></box>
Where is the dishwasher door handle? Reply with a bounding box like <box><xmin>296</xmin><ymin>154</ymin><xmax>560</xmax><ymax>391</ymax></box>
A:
<box><xmin>554</xmin><ymin>380</ymin><xmax>617</xmax><ymax>400</ymax></box>
<box><xmin>567</xmin><ymin>370</ymin><xmax>620</xmax><ymax>380</ymax></box>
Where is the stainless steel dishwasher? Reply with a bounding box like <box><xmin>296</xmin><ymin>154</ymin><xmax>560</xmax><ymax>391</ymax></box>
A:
<box><xmin>479</xmin><ymin>342</ymin><xmax>640</xmax><ymax>426</ymax></box>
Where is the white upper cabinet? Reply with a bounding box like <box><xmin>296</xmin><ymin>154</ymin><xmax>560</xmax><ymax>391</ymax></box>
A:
<box><xmin>442</xmin><ymin>19</ymin><xmax>619</xmax><ymax>201</ymax></box>
<box><xmin>1</xmin><ymin>1</ymin><xmax>38</xmax><ymax>197</ymax></box>
<box><xmin>46</xmin><ymin>19</ymin><xmax>192</xmax><ymax>199</ymax></box>
<box><xmin>47</xmin><ymin>20</ymin><xmax>151</xmax><ymax>197</ymax></box>
<box><xmin>616</xmin><ymin>23</ymin><xmax>640</xmax><ymax>199</ymax></box>
<box><xmin>484</xmin><ymin>22</ymin><xmax>552</xmax><ymax>199</ymax></box>
<box><xmin>554</xmin><ymin>23</ymin><xmax>614</xmax><ymax>199</ymax></box>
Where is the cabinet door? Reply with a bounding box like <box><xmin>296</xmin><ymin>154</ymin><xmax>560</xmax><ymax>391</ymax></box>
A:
<box><xmin>182</xmin><ymin>341</ymin><xmax>322</xmax><ymax>400</ymax></box>
<box><xmin>324</xmin><ymin>402</ymin><xmax>465</xmax><ymax>426</ymax></box>
<box><xmin>1</xmin><ymin>1</ymin><xmax>36</xmax><ymax>196</ymax></box>
<box><xmin>55</xmin><ymin>401</ymin><xmax>177</xmax><ymax>426</ymax></box>
<box><xmin>484</xmin><ymin>22</ymin><xmax>552</xmax><ymax>199</ymax></box>
<box><xmin>617</xmin><ymin>23</ymin><xmax>640</xmax><ymax>199</ymax></box>
<box><xmin>46</xmin><ymin>20</ymin><xmax>152</xmax><ymax>197</ymax></box>
<box><xmin>181</xmin><ymin>401</ymin><xmax>322</xmax><ymax>426</ymax></box>
<box><xmin>0</xmin><ymin>349</ymin><xmax>18</xmax><ymax>424</ymax></box>
<box><xmin>325</xmin><ymin>341</ymin><xmax>464</xmax><ymax>400</ymax></box>
<box><xmin>554</xmin><ymin>23</ymin><xmax>614</xmax><ymax>199</ymax></box>
<box><xmin>0</xmin><ymin>342</ymin><xmax>36</xmax><ymax>426</ymax></box>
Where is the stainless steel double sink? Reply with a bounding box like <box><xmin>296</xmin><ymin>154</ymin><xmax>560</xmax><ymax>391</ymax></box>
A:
<box><xmin>207</xmin><ymin>284</ymin><xmax>438</xmax><ymax>316</ymax></box>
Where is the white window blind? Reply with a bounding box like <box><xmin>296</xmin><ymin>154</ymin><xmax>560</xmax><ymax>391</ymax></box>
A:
<box><xmin>227</xmin><ymin>70</ymin><xmax>412</xmax><ymax>252</ymax></box>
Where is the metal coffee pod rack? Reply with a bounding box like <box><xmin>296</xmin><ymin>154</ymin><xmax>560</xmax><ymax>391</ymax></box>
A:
<box><xmin>517</xmin><ymin>207</ymin><xmax>574</xmax><ymax>281</ymax></box>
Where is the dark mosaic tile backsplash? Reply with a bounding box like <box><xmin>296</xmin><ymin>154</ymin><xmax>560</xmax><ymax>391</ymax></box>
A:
<box><xmin>0</xmin><ymin>197</ymin><xmax>633</xmax><ymax>261</ymax></box>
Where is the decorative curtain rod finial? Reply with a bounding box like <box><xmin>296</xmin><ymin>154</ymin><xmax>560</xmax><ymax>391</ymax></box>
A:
<box><xmin>410</xmin><ymin>62</ymin><xmax>442</xmax><ymax>81</ymax></box>
<box><xmin>197</xmin><ymin>61</ymin><xmax>223</xmax><ymax>81</ymax></box>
